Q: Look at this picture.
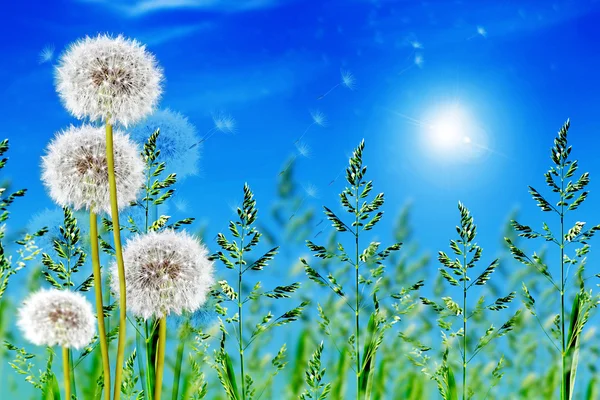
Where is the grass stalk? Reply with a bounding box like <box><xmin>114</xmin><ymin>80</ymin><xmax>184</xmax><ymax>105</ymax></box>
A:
<box><xmin>354</xmin><ymin>185</ymin><xmax>360</xmax><ymax>399</ymax></box>
<box><xmin>171</xmin><ymin>325</ymin><xmax>187</xmax><ymax>400</ymax></box>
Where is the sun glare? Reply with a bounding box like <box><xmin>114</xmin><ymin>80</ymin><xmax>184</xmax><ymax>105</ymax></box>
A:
<box><xmin>421</xmin><ymin>103</ymin><xmax>491</xmax><ymax>162</ymax></box>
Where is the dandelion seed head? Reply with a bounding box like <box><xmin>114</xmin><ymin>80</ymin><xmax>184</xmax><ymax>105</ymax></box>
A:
<box><xmin>17</xmin><ymin>289</ymin><xmax>95</xmax><ymax>349</ymax></box>
<box><xmin>212</xmin><ymin>112</ymin><xmax>236</xmax><ymax>134</ymax></box>
<box><xmin>39</xmin><ymin>44</ymin><xmax>55</xmax><ymax>64</ymax></box>
<box><xmin>110</xmin><ymin>230</ymin><xmax>215</xmax><ymax>319</ymax></box>
<box><xmin>55</xmin><ymin>34</ymin><xmax>163</xmax><ymax>127</ymax></box>
<box><xmin>340</xmin><ymin>69</ymin><xmax>356</xmax><ymax>90</ymax></box>
<box><xmin>129</xmin><ymin>109</ymin><xmax>200</xmax><ymax>179</ymax></box>
<box><xmin>310</xmin><ymin>110</ymin><xmax>327</xmax><ymax>127</ymax></box>
<box><xmin>42</xmin><ymin>124</ymin><xmax>145</xmax><ymax>215</ymax></box>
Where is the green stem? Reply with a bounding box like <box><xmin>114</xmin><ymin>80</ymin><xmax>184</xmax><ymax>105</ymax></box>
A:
<box><xmin>561</xmin><ymin>168</ymin><xmax>566</xmax><ymax>400</ymax></box>
<box><xmin>355</xmin><ymin>186</ymin><xmax>360</xmax><ymax>399</ymax></box>
<box><xmin>63</xmin><ymin>347</ymin><xmax>71</xmax><ymax>400</ymax></box>
<box><xmin>154</xmin><ymin>318</ymin><xmax>167</xmax><ymax>400</ymax></box>
<box><xmin>69</xmin><ymin>349</ymin><xmax>78</xmax><ymax>398</ymax></box>
<box><xmin>463</xmin><ymin>244</ymin><xmax>468</xmax><ymax>400</ymax></box>
<box><xmin>239</xmin><ymin>231</ymin><xmax>246</xmax><ymax>400</ymax></box>
<box><xmin>106</xmin><ymin>120</ymin><xmax>127</xmax><ymax>400</ymax></box>
<box><xmin>146</xmin><ymin>320</ymin><xmax>157</xmax><ymax>398</ymax></box>
<box><xmin>171</xmin><ymin>326</ymin><xmax>187</xmax><ymax>400</ymax></box>
<box><xmin>90</xmin><ymin>211</ymin><xmax>111</xmax><ymax>400</ymax></box>
<box><xmin>136</xmin><ymin>327</ymin><xmax>149</xmax><ymax>400</ymax></box>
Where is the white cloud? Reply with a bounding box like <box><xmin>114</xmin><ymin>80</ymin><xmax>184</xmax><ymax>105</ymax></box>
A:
<box><xmin>77</xmin><ymin>0</ymin><xmax>286</xmax><ymax>17</ymax></box>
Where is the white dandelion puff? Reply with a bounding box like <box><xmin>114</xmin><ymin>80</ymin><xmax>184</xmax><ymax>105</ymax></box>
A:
<box><xmin>318</xmin><ymin>68</ymin><xmax>356</xmax><ymax>99</ymax></box>
<box><xmin>41</xmin><ymin>124</ymin><xmax>145</xmax><ymax>215</ymax></box>
<box><xmin>39</xmin><ymin>44</ymin><xmax>55</xmax><ymax>64</ymax></box>
<box><xmin>129</xmin><ymin>109</ymin><xmax>200</xmax><ymax>180</ymax></box>
<box><xmin>17</xmin><ymin>289</ymin><xmax>95</xmax><ymax>349</ymax></box>
<box><xmin>55</xmin><ymin>34</ymin><xmax>163</xmax><ymax>127</ymax></box>
<box><xmin>110</xmin><ymin>230</ymin><xmax>215</xmax><ymax>319</ymax></box>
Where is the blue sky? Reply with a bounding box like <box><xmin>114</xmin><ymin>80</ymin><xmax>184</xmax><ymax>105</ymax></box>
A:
<box><xmin>3</xmin><ymin>0</ymin><xmax>600</xmax><ymax>396</ymax></box>
<box><xmin>2</xmin><ymin>0</ymin><xmax>600</xmax><ymax>300</ymax></box>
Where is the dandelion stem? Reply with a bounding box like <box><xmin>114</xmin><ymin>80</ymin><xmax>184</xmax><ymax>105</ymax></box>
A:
<box><xmin>90</xmin><ymin>211</ymin><xmax>111</xmax><ymax>400</ymax></box>
<box><xmin>106</xmin><ymin>120</ymin><xmax>127</xmax><ymax>400</ymax></box>
<box><xmin>63</xmin><ymin>347</ymin><xmax>71</xmax><ymax>400</ymax></box>
<box><xmin>154</xmin><ymin>317</ymin><xmax>167</xmax><ymax>400</ymax></box>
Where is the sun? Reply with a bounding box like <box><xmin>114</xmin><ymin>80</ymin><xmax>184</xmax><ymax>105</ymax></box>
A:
<box><xmin>427</xmin><ymin>105</ymin><xmax>471</xmax><ymax>152</ymax></box>
<box><xmin>421</xmin><ymin>103</ymin><xmax>489</xmax><ymax>162</ymax></box>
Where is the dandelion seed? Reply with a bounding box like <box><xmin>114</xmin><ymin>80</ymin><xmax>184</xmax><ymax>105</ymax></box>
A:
<box><xmin>414</xmin><ymin>54</ymin><xmax>424</xmax><ymax>68</ymax></box>
<box><xmin>317</xmin><ymin>69</ymin><xmax>356</xmax><ymax>99</ymax></box>
<box><xmin>55</xmin><ymin>34</ymin><xmax>163</xmax><ymax>127</ymax></box>
<box><xmin>468</xmin><ymin>26</ymin><xmax>488</xmax><ymax>40</ymax></box>
<box><xmin>17</xmin><ymin>289</ymin><xmax>95</xmax><ymax>349</ymax></box>
<box><xmin>341</xmin><ymin>69</ymin><xmax>356</xmax><ymax>90</ymax></box>
<box><xmin>311</xmin><ymin>110</ymin><xmax>327</xmax><ymax>127</ymax></box>
<box><xmin>190</xmin><ymin>112</ymin><xmax>236</xmax><ymax>148</ymax></box>
<box><xmin>290</xmin><ymin>182</ymin><xmax>319</xmax><ymax>220</ymax></box>
<box><xmin>129</xmin><ymin>109</ymin><xmax>200</xmax><ymax>180</ymax></box>
<box><xmin>39</xmin><ymin>44</ymin><xmax>55</xmax><ymax>64</ymax></box>
<box><xmin>410</xmin><ymin>40</ymin><xmax>423</xmax><ymax>49</ymax></box>
<box><xmin>296</xmin><ymin>141</ymin><xmax>312</xmax><ymax>158</ymax></box>
<box><xmin>304</xmin><ymin>183</ymin><xmax>319</xmax><ymax>199</ymax></box>
<box><xmin>174</xmin><ymin>198</ymin><xmax>189</xmax><ymax>213</ymax></box>
<box><xmin>41</xmin><ymin>124</ymin><xmax>145</xmax><ymax>215</ymax></box>
<box><xmin>111</xmin><ymin>230</ymin><xmax>214</xmax><ymax>320</ymax></box>
<box><xmin>293</xmin><ymin>110</ymin><xmax>327</xmax><ymax>146</ymax></box>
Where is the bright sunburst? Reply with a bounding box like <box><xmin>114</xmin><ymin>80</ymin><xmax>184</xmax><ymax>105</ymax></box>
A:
<box><xmin>421</xmin><ymin>103</ymin><xmax>493</xmax><ymax>162</ymax></box>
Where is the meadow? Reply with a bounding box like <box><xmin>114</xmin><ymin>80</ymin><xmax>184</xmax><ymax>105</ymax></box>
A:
<box><xmin>2</xmin><ymin>2</ymin><xmax>600</xmax><ymax>400</ymax></box>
